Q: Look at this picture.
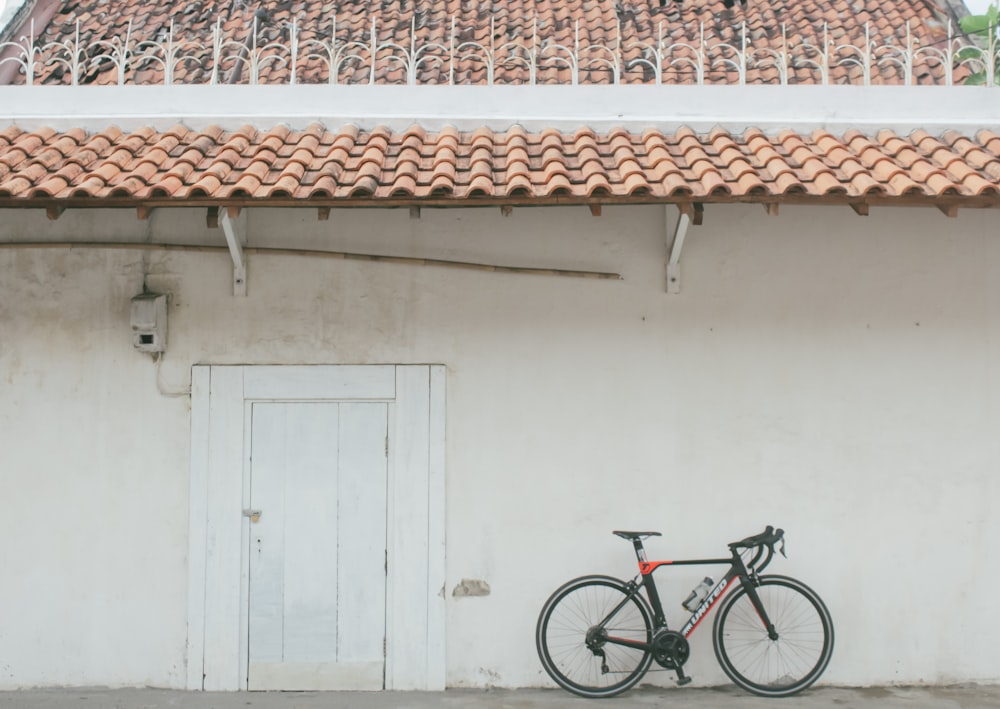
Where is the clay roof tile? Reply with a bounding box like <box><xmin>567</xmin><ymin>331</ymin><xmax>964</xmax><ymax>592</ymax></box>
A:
<box><xmin>2</xmin><ymin>123</ymin><xmax>997</xmax><ymax>208</ymax></box>
<box><xmin>504</xmin><ymin>174</ymin><xmax>533</xmax><ymax>196</ymax></box>
<box><xmin>0</xmin><ymin>175</ymin><xmax>32</xmax><ymax>197</ymax></box>
<box><xmin>30</xmin><ymin>174</ymin><xmax>76</xmax><ymax>198</ymax></box>
<box><xmin>584</xmin><ymin>172</ymin><xmax>613</xmax><ymax>196</ymax></box>
<box><xmin>887</xmin><ymin>172</ymin><xmax>925</xmax><ymax>196</ymax></box>
<box><xmin>541</xmin><ymin>172</ymin><xmax>573</xmax><ymax>196</ymax></box>
<box><xmin>0</xmin><ymin>126</ymin><xmax>22</xmax><ymax>144</ymax></box>
<box><xmin>465</xmin><ymin>173</ymin><xmax>496</xmax><ymax>196</ymax></box>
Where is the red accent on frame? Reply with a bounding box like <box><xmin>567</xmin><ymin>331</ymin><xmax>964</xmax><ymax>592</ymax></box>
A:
<box><xmin>638</xmin><ymin>560</ymin><xmax>673</xmax><ymax>575</ymax></box>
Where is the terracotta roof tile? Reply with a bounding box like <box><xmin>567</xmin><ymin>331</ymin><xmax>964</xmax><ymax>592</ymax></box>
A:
<box><xmin>657</xmin><ymin>169</ymin><xmax>689</xmax><ymax>197</ymax></box>
<box><xmin>223</xmin><ymin>173</ymin><xmax>264</xmax><ymax>199</ymax></box>
<box><xmin>1</xmin><ymin>124</ymin><xmax>999</xmax><ymax>207</ymax></box>
<box><xmin>162</xmin><ymin>159</ymin><xmax>197</xmax><ymax>183</ymax></box>
<box><xmin>184</xmin><ymin>174</ymin><xmax>224</xmax><ymax>198</ymax></box>
<box><xmin>963</xmin><ymin>175</ymin><xmax>1000</xmax><ymax>197</ymax></box>
<box><xmin>583</xmin><ymin>171</ymin><xmax>613</xmax><ymax>196</ymax></box>
<box><xmin>846</xmin><ymin>172</ymin><xmax>885</xmax><ymax>196</ymax></box>
<box><xmin>28</xmin><ymin>175</ymin><xmax>72</xmax><ymax>198</ymax></box>
<box><xmin>542</xmin><ymin>172</ymin><xmax>574</xmax><ymax>196</ymax></box>
<box><xmin>735</xmin><ymin>171</ymin><xmax>768</xmax><ymax>195</ymax></box>
<box><xmin>772</xmin><ymin>170</ymin><xmax>808</xmax><ymax>194</ymax></box>
<box><xmin>429</xmin><ymin>170</ymin><xmax>456</xmax><ymax>195</ymax></box>
<box><xmin>887</xmin><ymin>171</ymin><xmax>924</xmax><ymax>195</ymax></box>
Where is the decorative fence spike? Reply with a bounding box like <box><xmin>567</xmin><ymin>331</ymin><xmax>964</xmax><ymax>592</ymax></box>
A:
<box><xmin>1</xmin><ymin>15</ymin><xmax>995</xmax><ymax>87</ymax></box>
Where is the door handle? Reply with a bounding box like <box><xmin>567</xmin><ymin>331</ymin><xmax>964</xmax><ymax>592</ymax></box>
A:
<box><xmin>243</xmin><ymin>509</ymin><xmax>262</xmax><ymax>523</ymax></box>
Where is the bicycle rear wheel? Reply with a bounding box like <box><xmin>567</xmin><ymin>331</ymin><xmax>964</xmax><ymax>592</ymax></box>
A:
<box><xmin>712</xmin><ymin>574</ymin><xmax>834</xmax><ymax>697</ymax></box>
<box><xmin>536</xmin><ymin>575</ymin><xmax>653</xmax><ymax>698</ymax></box>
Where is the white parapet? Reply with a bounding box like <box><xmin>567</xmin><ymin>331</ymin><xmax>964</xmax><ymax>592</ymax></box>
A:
<box><xmin>2</xmin><ymin>84</ymin><xmax>1000</xmax><ymax>135</ymax></box>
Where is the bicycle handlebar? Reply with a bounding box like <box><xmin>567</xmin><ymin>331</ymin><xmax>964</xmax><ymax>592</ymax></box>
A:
<box><xmin>730</xmin><ymin>526</ymin><xmax>787</xmax><ymax>569</ymax></box>
<box><xmin>731</xmin><ymin>525</ymin><xmax>783</xmax><ymax>549</ymax></box>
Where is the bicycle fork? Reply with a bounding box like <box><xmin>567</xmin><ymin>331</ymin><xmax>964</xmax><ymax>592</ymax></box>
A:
<box><xmin>740</xmin><ymin>574</ymin><xmax>779</xmax><ymax>641</ymax></box>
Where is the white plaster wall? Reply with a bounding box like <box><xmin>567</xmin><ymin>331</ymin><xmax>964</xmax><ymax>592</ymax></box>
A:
<box><xmin>0</xmin><ymin>246</ymin><xmax>190</xmax><ymax>687</ymax></box>
<box><xmin>1</xmin><ymin>203</ymin><xmax>998</xmax><ymax>689</ymax></box>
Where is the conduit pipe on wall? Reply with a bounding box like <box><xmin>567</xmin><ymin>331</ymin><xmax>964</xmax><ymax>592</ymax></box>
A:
<box><xmin>0</xmin><ymin>241</ymin><xmax>624</xmax><ymax>280</ymax></box>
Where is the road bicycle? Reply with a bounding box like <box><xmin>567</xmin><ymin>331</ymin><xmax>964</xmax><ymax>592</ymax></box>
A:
<box><xmin>535</xmin><ymin>526</ymin><xmax>833</xmax><ymax>698</ymax></box>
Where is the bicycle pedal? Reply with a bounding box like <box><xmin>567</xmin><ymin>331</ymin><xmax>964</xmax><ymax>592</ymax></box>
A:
<box><xmin>676</xmin><ymin>676</ymin><xmax>692</xmax><ymax>686</ymax></box>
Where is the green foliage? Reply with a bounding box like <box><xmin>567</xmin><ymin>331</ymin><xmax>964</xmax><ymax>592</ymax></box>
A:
<box><xmin>959</xmin><ymin>3</ymin><xmax>999</xmax><ymax>85</ymax></box>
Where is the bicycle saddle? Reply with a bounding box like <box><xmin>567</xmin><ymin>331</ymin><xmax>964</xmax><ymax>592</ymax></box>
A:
<box><xmin>612</xmin><ymin>530</ymin><xmax>662</xmax><ymax>540</ymax></box>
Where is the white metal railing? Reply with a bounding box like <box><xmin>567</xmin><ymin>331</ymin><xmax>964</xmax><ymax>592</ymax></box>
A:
<box><xmin>1</xmin><ymin>16</ymin><xmax>996</xmax><ymax>87</ymax></box>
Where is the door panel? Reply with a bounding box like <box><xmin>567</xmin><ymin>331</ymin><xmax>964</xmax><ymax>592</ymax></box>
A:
<box><xmin>247</xmin><ymin>402</ymin><xmax>388</xmax><ymax>690</ymax></box>
<box><xmin>188</xmin><ymin>364</ymin><xmax>445</xmax><ymax>692</ymax></box>
<box><xmin>335</xmin><ymin>404</ymin><xmax>390</xmax><ymax>665</ymax></box>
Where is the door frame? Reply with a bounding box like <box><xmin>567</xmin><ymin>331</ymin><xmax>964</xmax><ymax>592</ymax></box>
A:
<box><xmin>186</xmin><ymin>365</ymin><xmax>446</xmax><ymax>691</ymax></box>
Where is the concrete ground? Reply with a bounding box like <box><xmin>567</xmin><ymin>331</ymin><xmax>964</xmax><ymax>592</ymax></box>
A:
<box><xmin>1</xmin><ymin>686</ymin><xmax>999</xmax><ymax>709</ymax></box>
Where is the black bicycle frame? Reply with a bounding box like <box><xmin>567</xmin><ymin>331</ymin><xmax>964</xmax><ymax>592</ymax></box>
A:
<box><xmin>603</xmin><ymin>538</ymin><xmax>779</xmax><ymax>652</ymax></box>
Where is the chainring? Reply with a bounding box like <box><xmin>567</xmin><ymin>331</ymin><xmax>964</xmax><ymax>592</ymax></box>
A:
<box><xmin>652</xmin><ymin>629</ymin><xmax>690</xmax><ymax>669</ymax></box>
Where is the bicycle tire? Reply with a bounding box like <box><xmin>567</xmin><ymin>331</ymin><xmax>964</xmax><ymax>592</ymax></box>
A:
<box><xmin>536</xmin><ymin>575</ymin><xmax>654</xmax><ymax>698</ymax></box>
<box><xmin>712</xmin><ymin>574</ymin><xmax>834</xmax><ymax>697</ymax></box>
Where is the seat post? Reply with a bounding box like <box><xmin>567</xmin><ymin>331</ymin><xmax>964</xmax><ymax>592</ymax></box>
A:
<box><xmin>631</xmin><ymin>538</ymin><xmax>648</xmax><ymax>563</ymax></box>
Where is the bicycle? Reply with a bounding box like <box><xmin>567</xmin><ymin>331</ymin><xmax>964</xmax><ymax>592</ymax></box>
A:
<box><xmin>535</xmin><ymin>526</ymin><xmax>833</xmax><ymax>699</ymax></box>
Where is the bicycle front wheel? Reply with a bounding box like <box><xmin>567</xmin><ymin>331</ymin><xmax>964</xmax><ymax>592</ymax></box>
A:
<box><xmin>713</xmin><ymin>574</ymin><xmax>834</xmax><ymax>697</ymax></box>
<box><xmin>536</xmin><ymin>575</ymin><xmax>654</xmax><ymax>698</ymax></box>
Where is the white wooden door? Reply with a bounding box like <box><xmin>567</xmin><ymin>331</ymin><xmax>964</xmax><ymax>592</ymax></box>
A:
<box><xmin>247</xmin><ymin>401</ymin><xmax>388</xmax><ymax>690</ymax></box>
<box><xmin>188</xmin><ymin>365</ymin><xmax>446</xmax><ymax>692</ymax></box>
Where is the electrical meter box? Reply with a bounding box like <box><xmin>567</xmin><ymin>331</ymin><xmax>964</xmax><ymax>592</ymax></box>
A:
<box><xmin>130</xmin><ymin>293</ymin><xmax>168</xmax><ymax>353</ymax></box>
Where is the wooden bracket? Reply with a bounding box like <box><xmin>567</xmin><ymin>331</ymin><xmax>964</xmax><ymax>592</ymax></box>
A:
<box><xmin>46</xmin><ymin>206</ymin><xmax>64</xmax><ymax>221</ymax></box>
<box><xmin>666</xmin><ymin>204</ymin><xmax>692</xmax><ymax>294</ymax></box>
<box><xmin>318</xmin><ymin>207</ymin><xmax>331</xmax><ymax>221</ymax></box>
<box><xmin>850</xmin><ymin>202</ymin><xmax>870</xmax><ymax>216</ymax></box>
<box><xmin>937</xmin><ymin>203</ymin><xmax>959</xmax><ymax>218</ymax></box>
<box><xmin>220</xmin><ymin>206</ymin><xmax>247</xmax><ymax>297</ymax></box>
<box><xmin>589</xmin><ymin>204</ymin><xmax>602</xmax><ymax>217</ymax></box>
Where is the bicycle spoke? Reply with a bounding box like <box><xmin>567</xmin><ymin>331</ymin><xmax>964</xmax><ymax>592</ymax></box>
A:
<box><xmin>713</xmin><ymin>576</ymin><xmax>833</xmax><ymax>697</ymax></box>
<box><xmin>536</xmin><ymin>576</ymin><xmax>653</xmax><ymax>698</ymax></box>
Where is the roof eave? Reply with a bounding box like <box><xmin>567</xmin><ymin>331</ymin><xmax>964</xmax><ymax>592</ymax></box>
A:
<box><xmin>2</xmin><ymin>193</ymin><xmax>997</xmax><ymax>214</ymax></box>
